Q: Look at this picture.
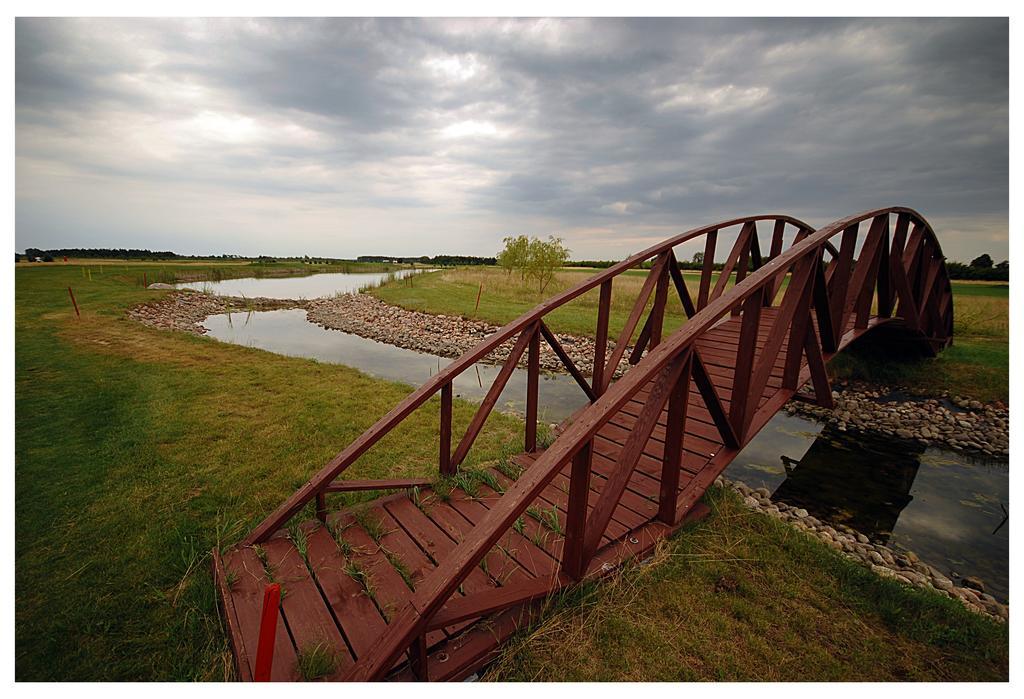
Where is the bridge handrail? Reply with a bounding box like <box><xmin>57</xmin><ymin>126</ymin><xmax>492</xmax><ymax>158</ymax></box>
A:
<box><xmin>243</xmin><ymin>213</ymin><xmax>815</xmax><ymax>545</ymax></box>
<box><xmin>341</xmin><ymin>205</ymin><xmax>953</xmax><ymax>680</ymax></box>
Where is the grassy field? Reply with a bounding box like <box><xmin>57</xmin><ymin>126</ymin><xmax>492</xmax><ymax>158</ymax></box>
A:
<box><xmin>14</xmin><ymin>261</ymin><xmax>520</xmax><ymax>680</ymax></box>
<box><xmin>15</xmin><ymin>262</ymin><xmax>1008</xmax><ymax>680</ymax></box>
<box><xmin>371</xmin><ymin>267</ymin><xmax>1008</xmax><ymax>403</ymax></box>
<box><xmin>486</xmin><ymin>487</ymin><xmax>1008</xmax><ymax>681</ymax></box>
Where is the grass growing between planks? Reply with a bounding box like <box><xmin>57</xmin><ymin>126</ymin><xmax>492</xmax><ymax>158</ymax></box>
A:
<box><xmin>15</xmin><ymin>262</ymin><xmax>520</xmax><ymax>680</ymax></box>
<box><xmin>484</xmin><ymin>487</ymin><xmax>1008</xmax><ymax>681</ymax></box>
<box><xmin>371</xmin><ymin>267</ymin><xmax>1008</xmax><ymax>403</ymax></box>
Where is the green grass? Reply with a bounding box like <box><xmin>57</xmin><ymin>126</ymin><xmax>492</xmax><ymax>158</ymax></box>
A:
<box><xmin>295</xmin><ymin>641</ymin><xmax>339</xmax><ymax>681</ymax></box>
<box><xmin>14</xmin><ymin>262</ymin><xmax>519</xmax><ymax>680</ymax></box>
<box><xmin>485</xmin><ymin>487</ymin><xmax>1008</xmax><ymax>681</ymax></box>
<box><xmin>371</xmin><ymin>267</ymin><xmax>1008</xmax><ymax>403</ymax></box>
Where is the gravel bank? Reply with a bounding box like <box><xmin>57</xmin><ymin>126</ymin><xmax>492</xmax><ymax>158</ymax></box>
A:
<box><xmin>306</xmin><ymin>292</ymin><xmax>632</xmax><ymax>378</ymax></box>
<box><xmin>127</xmin><ymin>289</ymin><xmax>306</xmax><ymax>334</ymax></box>
<box><xmin>787</xmin><ymin>380</ymin><xmax>1008</xmax><ymax>459</ymax></box>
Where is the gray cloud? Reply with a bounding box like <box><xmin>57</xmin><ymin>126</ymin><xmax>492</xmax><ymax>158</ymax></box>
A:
<box><xmin>16</xmin><ymin>17</ymin><xmax>1008</xmax><ymax>261</ymax></box>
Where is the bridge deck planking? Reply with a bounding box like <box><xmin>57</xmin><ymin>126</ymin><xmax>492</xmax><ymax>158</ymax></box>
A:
<box><xmin>215</xmin><ymin>306</ymin><xmax>880</xmax><ymax>681</ymax></box>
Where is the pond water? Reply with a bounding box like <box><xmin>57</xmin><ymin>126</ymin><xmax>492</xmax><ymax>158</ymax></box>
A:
<box><xmin>175</xmin><ymin>268</ymin><xmax>428</xmax><ymax>299</ymax></box>
<box><xmin>203</xmin><ymin>307</ymin><xmax>1009</xmax><ymax>602</ymax></box>
<box><xmin>727</xmin><ymin>414</ymin><xmax>1008</xmax><ymax>601</ymax></box>
<box><xmin>203</xmin><ymin>309</ymin><xmax>591</xmax><ymax>423</ymax></box>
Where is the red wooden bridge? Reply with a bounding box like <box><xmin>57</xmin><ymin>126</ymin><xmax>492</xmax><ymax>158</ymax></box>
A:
<box><xmin>213</xmin><ymin>206</ymin><xmax>953</xmax><ymax>681</ymax></box>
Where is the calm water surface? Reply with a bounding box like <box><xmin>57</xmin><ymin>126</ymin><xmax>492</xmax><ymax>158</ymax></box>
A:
<box><xmin>203</xmin><ymin>307</ymin><xmax>1009</xmax><ymax>601</ymax></box>
<box><xmin>176</xmin><ymin>268</ymin><xmax>428</xmax><ymax>299</ymax></box>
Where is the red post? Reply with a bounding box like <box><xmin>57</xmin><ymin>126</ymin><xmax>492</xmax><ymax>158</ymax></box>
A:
<box><xmin>67</xmin><ymin>287</ymin><xmax>80</xmax><ymax>319</ymax></box>
<box><xmin>253</xmin><ymin>582</ymin><xmax>281</xmax><ymax>682</ymax></box>
<box><xmin>474</xmin><ymin>282</ymin><xmax>483</xmax><ymax>312</ymax></box>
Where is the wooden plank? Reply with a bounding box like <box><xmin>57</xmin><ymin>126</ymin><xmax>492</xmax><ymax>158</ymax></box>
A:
<box><xmin>304</xmin><ymin>527</ymin><xmax>387</xmax><ymax>660</ymax></box>
<box><xmin>427</xmin><ymin>575</ymin><xmax>565</xmax><ymax>631</ymax></box>
<box><xmin>223</xmin><ymin>547</ymin><xmax>298</xmax><ymax>681</ymax></box>
<box><xmin>261</xmin><ymin>537</ymin><xmax>354</xmax><ymax>674</ymax></box>
<box><xmin>324</xmin><ymin>478</ymin><xmax>432</xmax><ymax>493</ymax></box>
<box><xmin>384</xmin><ymin>498</ymin><xmax>497</xmax><ymax>595</ymax></box>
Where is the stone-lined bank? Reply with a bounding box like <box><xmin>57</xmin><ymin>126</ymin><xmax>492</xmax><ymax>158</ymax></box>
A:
<box><xmin>718</xmin><ymin>476</ymin><xmax>1009</xmax><ymax>622</ymax></box>
<box><xmin>127</xmin><ymin>289</ymin><xmax>306</xmax><ymax>334</ymax></box>
<box><xmin>787</xmin><ymin>381</ymin><xmax>1008</xmax><ymax>459</ymax></box>
<box><xmin>305</xmin><ymin>292</ymin><xmax>633</xmax><ymax>378</ymax></box>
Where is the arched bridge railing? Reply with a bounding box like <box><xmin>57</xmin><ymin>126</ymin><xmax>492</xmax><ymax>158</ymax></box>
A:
<box><xmin>242</xmin><ymin>213</ymin><xmax>817</xmax><ymax>546</ymax></box>
<box><xmin>235</xmin><ymin>206</ymin><xmax>952</xmax><ymax>681</ymax></box>
<box><xmin>330</xmin><ymin>206</ymin><xmax>952</xmax><ymax>680</ymax></box>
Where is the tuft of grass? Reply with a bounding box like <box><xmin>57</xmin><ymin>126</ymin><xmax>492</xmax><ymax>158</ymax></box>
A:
<box><xmin>295</xmin><ymin>641</ymin><xmax>338</xmax><ymax>681</ymax></box>
<box><xmin>287</xmin><ymin>522</ymin><xmax>309</xmax><ymax>562</ymax></box>
<box><xmin>352</xmin><ymin>508</ymin><xmax>388</xmax><ymax>545</ymax></box>
<box><xmin>385</xmin><ymin>551</ymin><xmax>416</xmax><ymax>591</ymax></box>
<box><xmin>526</xmin><ymin>504</ymin><xmax>563</xmax><ymax>535</ymax></box>
<box><xmin>536</xmin><ymin>423</ymin><xmax>557</xmax><ymax>449</ymax></box>
<box><xmin>512</xmin><ymin>516</ymin><xmax>526</xmax><ymax>536</ymax></box>
<box><xmin>344</xmin><ymin>561</ymin><xmax>375</xmax><ymax>601</ymax></box>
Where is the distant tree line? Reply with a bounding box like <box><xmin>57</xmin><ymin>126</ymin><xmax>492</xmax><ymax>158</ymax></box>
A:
<box><xmin>945</xmin><ymin>254</ymin><xmax>1008</xmax><ymax>281</ymax></box>
<box><xmin>18</xmin><ymin>247</ymin><xmax>248</xmax><ymax>261</ymax></box>
<box><xmin>564</xmin><ymin>253</ymin><xmax>726</xmax><ymax>271</ymax></box>
<box><xmin>357</xmin><ymin>254</ymin><xmax>496</xmax><ymax>266</ymax></box>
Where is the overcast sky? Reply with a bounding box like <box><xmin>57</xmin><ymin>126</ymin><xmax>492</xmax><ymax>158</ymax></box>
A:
<box><xmin>15</xmin><ymin>17</ymin><xmax>1008</xmax><ymax>262</ymax></box>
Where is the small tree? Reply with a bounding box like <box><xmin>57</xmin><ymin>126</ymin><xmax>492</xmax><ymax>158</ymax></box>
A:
<box><xmin>497</xmin><ymin>235</ymin><xmax>530</xmax><ymax>278</ymax></box>
<box><xmin>526</xmin><ymin>236</ymin><xmax>570</xmax><ymax>293</ymax></box>
<box><xmin>691</xmin><ymin>251</ymin><xmax>704</xmax><ymax>266</ymax></box>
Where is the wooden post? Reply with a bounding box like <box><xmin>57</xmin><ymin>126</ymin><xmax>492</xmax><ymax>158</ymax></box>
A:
<box><xmin>729</xmin><ymin>289</ymin><xmax>764</xmax><ymax>443</ymax></box>
<box><xmin>315</xmin><ymin>492</ymin><xmax>327</xmax><ymax>523</ymax></box>
<box><xmin>409</xmin><ymin>633</ymin><xmax>428</xmax><ymax>681</ymax></box>
<box><xmin>474</xmin><ymin>283</ymin><xmax>483</xmax><ymax>312</ymax></box>
<box><xmin>253</xmin><ymin>583</ymin><xmax>281</xmax><ymax>682</ymax></box>
<box><xmin>649</xmin><ymin>261</ymin><xmax>669</xmax><ymax>349</ymax></box>
<box><xmin>525</xmin><ymin>323</ymin><xmax>540</xmax><ymax>452</ymax></box>
<box><xmin>697</xmin><ymin>230</ymin><xmax>717</xmax><ymax>310</ymax></box>
<box><xmin>562</xmin><ymin>440</ymin><xmax>593</xmax><ymax>580</ymax></box>
<box><xmin>440</xmin><ymin>382</ymin><xmax>453</xmax><ymax>475</ymax></box>
<box><xmin>67</xmin><ymin>287</ymin><xmax>80</xmax><ymax>319</ymax></box>
<box><xmin>592</xmin><ymin>280</ymin><xmax>612</xmax><ymax>397</ymax></box>
<box><xmin>658</xmin><ymin>352</ymin><xmax>692</xmax><ymax>524</ymax></box>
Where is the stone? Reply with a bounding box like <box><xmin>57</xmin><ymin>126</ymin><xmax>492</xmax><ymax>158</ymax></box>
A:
<box><xmin>793</xmin><ymin>508</ymin><xmax>809</xmax><ymax>519</ymax></box>
<box><xmin>962</xmin><ymin>576</ymin><xmax>986</xmax><ymax>593</ymax></box>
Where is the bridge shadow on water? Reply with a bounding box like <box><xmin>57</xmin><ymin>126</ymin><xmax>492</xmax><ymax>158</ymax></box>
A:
<box><xmin>726</xmin><ymin>414</ymin><xmax>1008</xmax><ymax>601</ymax></box>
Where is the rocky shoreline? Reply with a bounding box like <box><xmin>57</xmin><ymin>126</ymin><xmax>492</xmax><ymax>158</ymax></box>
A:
<box><xmin>127</xmin><ymin>289</ymin><xmax>307</xmax><ymax>334</ymax></box>
<box><xmin>719</xmin><ymin>475</ymin><xmax>1008</xmax><ymax>621</ymax></box>
<box><xmin>306</xmin><ymin>292</ymin><xmax>633</xmax><ymax>378</ymax></box>
<box><xmin>786</xmin><ymin>381</ymin><xmax>1008</xmax><ymax>459</ymax></box>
